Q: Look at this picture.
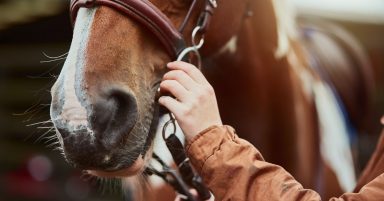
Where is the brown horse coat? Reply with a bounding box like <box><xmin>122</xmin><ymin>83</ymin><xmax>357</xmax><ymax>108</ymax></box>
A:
<box><xmin>186</xmin><ymin>125</ymin><xmax>384</xmax><ymax>201</ymax></box>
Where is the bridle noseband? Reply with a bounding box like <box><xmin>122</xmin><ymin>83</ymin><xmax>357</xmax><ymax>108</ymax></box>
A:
<box><xmin>69</xmin><ymin>0</ymin><xmax>217</xmax><ymax>200</ymax></box>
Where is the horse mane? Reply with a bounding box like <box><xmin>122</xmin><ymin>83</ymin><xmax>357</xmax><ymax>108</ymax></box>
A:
<box><xmin>271</xmin><ymin>0</ymin><xmax>299</xmax><ymax>59</ymax></box>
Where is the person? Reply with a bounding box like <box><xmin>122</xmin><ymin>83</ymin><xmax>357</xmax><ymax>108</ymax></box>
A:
<box><xmin>158</xmin><ymin>61</ymin><xmax>384</xmax><ymax>201</ymax></box>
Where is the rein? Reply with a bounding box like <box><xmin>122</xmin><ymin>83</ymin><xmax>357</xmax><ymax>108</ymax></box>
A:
<box><xmin>70</xmin><ymin>0</ymin><xmax>217</xmax><ymax>200</ymax></box>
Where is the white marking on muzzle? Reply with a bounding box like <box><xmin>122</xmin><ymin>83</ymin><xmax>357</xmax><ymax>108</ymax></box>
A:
<box><xmin>58</xmin><ymin>8</ymin><xmax>96</xmax><ymax>132</ymax></box>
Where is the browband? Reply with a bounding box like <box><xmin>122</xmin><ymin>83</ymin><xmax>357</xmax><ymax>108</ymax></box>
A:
<box><xmin>70</xmin><ymin>0</ymin><xmax>186</xmax><ymax>59</ymax></box>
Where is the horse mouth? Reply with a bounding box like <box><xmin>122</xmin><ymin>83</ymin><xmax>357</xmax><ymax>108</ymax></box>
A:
<box><xmin>53</xmin><ymin>98</ymin><xmax>160</xmax><ymax>177</ymax></box>
<box><xmin>86</xmin><ymin>154</ymin><xmax>146</xmax><ymax>178</ymax></box>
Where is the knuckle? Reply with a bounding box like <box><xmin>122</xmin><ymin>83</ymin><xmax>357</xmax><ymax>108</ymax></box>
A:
<box><xmin>205</xmin><ymin>85</ymin><xmax>215</xmax><ymax>95</ymax></box>
<box><xmin>201</xmin><ymin>85</ymin><xmax>211</xmax><ymax>95</ymax></box>
<box><xmin>169</xmin><ymin>79</ymin><xmax>177</xmax><ymax>85</ymax></box>
<box><xmin>180</xmin><ymin>70</ymin><xmax>189</xmax><ymax>77</ymax></box>
<box><xmin>174</xmin><ymin>70</ymin><xmax>184</xmax><ymax>79</ymax></box>
<box><xmin>169</xmin><ymin>80</ymin><xmax>177</xmax><ymax>86</ymax></box>
<box><xmin>164</xmin><ymin>97</ymin><xmax>172</xmax><ymax>104</ymax></box>
<box><xmin>159</xmin><ymin>97</ymin><xmax>169</xmax><ymax>105</ymax></box>
<box><xmin>190</xmin><ymin>96</ymin><xmax>199</xmax><ymax>107</ymax></box>
<box><xmin>189</xmin><ymin>67</ymin><xmax>198</xmax><ymax>74</ymax></box>
<box><xmin>165</xmin><ymin>71</ymin><xmax>183</xmax><ymax>80</ymax></box>
<box><xmin>159</xmin><ymin>81</ymin><xmax>166</xmax><ymax>89</ymax></box>
<box><xmin>160</xmin><ymin>80</ymin><xmax>170</xmax><ymax>88</ymax></box>
<box><xmin>180</xmin><ymin>106</ymin><xmax>192</xmax><ymax>118</ymax></box>
<box><xmin>163</xmin><ymin>72</ymin><xmax>171</xmax><ymax>79</ymax></box>
<box><xmin>167</xmin><ymin>70</ymin><xmax>176</xmax><ymax>77</ymax></box>
<box><xmin>196</xmin><ymin>90</ymin><xmax>205</xmax><ymax>101</ymax></box>
<box><xmin>184</xmin><ymin>65</ymin><xmax>194</xmax><ymax>74</ymax></box>
<box><xmin>161</xmin><ymin>80</ymin><xmax>177</xmax><ymax>90</ymax></box>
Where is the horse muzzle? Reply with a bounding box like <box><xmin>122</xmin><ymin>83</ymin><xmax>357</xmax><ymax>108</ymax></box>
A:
<box><xmin>51</xmin><ymin>87</ymin><xmax>142</xmax><ymax>171</ymax></box>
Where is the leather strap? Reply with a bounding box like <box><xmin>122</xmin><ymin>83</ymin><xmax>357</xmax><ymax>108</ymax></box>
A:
<box><xmin>165</xmin><ymin>134</ymin><xmax>195</xmax><ymax>183</ymax></box>
<box><xmin>70</xmin><ymin>0</ymin><xmax>186</xmax><ymax>59</ymax></box>
<box><xmin>165</xmin><ymin>133</ymin><xmax>211</xmax><ymax>200</ymax></box>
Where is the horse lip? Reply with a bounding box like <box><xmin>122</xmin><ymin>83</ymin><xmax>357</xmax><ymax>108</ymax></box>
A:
<box><xmin>86</xmin><ymin>154</ymin><xmax>145</xmax><ymax>178</ymax></box>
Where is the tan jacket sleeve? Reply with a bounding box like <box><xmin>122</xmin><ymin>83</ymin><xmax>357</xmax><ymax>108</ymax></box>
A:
<box><xmin>355</xmin><ymin>130</ymin><xmax>384</xmax><ymax>191</ymax></box>
<box><xmin>185</xmin><ymin>125</ymin><xmax>384</xmax><ymax>201</ymax></box>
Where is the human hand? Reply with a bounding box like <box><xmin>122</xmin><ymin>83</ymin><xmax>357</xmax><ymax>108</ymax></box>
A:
<box><xmin>174</xmin><ymin>189</ymin><xmax>214</xmax><ymax>201</ymax></box>
<box><xmin>158</xmin><ymin>61</ymin><xmax>222</xmax><ymax>141</ymax></box>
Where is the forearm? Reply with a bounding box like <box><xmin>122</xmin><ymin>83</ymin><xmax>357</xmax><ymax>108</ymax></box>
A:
<box><xmin>186</xmin><ymin>125</ymin><xmax>321</xmax><ymax>201</ymax></box>
<box><xmin>159</xmin><ymin>61</ymin><xmax>384</xmax><ymax>201</ymax></box>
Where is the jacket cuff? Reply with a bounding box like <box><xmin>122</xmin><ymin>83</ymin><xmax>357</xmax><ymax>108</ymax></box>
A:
<box><xmin>185</xmin><ymin>125</ymin><xmax>236</xmax><ymax>174</ymax></box>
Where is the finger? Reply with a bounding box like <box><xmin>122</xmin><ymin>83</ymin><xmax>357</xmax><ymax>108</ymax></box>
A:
<box><xmin>174</xmin><ymin>189</ymin><xmax>198</xmax><ymax>201</ymax></box>
<box><xmin>163</xmin><ymin>70</ymin><xmax>198</xmax><ymax>91</ymax></box>
<box><xmin>158</xmin><ymin>96</ymin><xmax>184</xmax><ymax>117</ymax></box>
<box><xmin>167</xmin><ymin>61</ymin><xmax>209</xmax><ymax>85</ymax></box>
<box><xmin>160</xmin><ymin>80</ymin><xmax>190</xmax><ymax>102</ymax></box>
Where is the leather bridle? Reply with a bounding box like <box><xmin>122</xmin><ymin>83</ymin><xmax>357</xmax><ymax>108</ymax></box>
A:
<box><xmin>70</xmin><ymin>0</ymin><xmax>217</xmax><ymax>60</ymax></box>
<box><xmin>69</xmin><ymin>0</ymin><xmax>217</xmax><ymax>200</ymax></box>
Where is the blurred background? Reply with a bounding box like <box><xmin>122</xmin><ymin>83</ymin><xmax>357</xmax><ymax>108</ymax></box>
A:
<box><xmin>0</xmin><ymin>0</ymin><xmax>121</xmax><ymax>200</ymax></box>
<box><xmin>0</xmin><ymin>0</ymin><xmax>383</xmax><ymax>200</ymax></box>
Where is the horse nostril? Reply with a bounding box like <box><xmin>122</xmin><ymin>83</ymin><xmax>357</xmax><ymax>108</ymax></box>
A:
<box><xmin>56</xmin><ymin>126</ymin><xmax>71</xmax><ymax>139</ymax></box>
<box><xmin>91</xmin><ymin>89</ymin><xmax>138</xmax><ymax>149</ymax></box>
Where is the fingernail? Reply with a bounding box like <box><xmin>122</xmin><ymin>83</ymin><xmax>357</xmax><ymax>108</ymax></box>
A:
<box><xmin>158</xmin><ymin>97</ymin><xmax>164</xmax><ymax>104</ymax></box>
<box><xmin>167</xmin><ymin>62</ymin><xmax>174</xmax><ymax>67</ymax></box>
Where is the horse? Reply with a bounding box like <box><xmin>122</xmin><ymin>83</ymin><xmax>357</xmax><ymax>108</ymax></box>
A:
<box><xmin>49</xmin><ymin>0</ymin><xmax>374</xmax><ymax>200</ymax></box>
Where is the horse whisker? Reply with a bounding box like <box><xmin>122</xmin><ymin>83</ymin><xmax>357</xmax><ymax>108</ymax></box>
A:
<box><xmin>26</xmin><ymin>120</ymin><xmax>53</xmax><ymax>127</ymax></box>
<box><xmin>37</xmin><ymin>126</ymin><xmax>54</xmax><ymax>129</ymax></box>
<box><xmin>15</xmin><ymin>102</ymin><xmax>45</xmax><ymax>117</ymax></box>
<box><xmin>35</xmin><ymin>128</ymin><xmax>55</xmax><ymax>143</ymax></box>
<box><xmin>42</xmin><ymin>52</ymin><xmax>68</xmax><ymax>59</ymax></box>
<box><xmin>46</xmin><ymin>141</ymin><xmax>60</xmax><ymax>148</ymax></box>
<box><xmin>43</xmin><ymin>135</ymin><xmax>58</xmax><ymax>143</ymax></box>
<box><xmin>40</xmin><ymin>57</ymin><xmax>67</xmax><ymax>64</ymax></box>
<box><xmin>53</xmin><ymin>146</ymin><xmax>63</xmax><ymax>152</ymax></box>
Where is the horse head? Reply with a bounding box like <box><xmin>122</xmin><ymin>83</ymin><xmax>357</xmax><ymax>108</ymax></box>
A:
<box><xmin>50</xmin><ymin>0</ymin><xmax>247</xmax><ymax>177</ymax></box>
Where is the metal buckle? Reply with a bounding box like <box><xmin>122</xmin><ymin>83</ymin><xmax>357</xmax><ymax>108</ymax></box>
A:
<box><xmin>209</xmin><ymin>0</ymin><xmax>218</xmax><ymax>8</ymax></box>
<box><xmin>162</xmin><ymin>113</ymin><xmax>177</xmax><ymax>140</ymax></box>
<box><xmin>147</xmin><ymin>154</ymin><xmax>197</xmax><ymax>201</ymax></box>
<box><xmin>177</xmin><ymin>26</ymin><xmax>204</xmax><ymax>69</ymax></box>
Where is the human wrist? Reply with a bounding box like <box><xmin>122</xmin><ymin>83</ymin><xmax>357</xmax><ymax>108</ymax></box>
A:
<box><xmin>184</xmin><ymin>123</ymin><xmax>223</xmax><ymax>142</ymax></box>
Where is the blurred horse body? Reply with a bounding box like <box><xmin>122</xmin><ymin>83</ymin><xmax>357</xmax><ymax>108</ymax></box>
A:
<box><xmin>49</xmin><ymin>0</ymin><xmax>373</xmax><ymax>200</ymax></box>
